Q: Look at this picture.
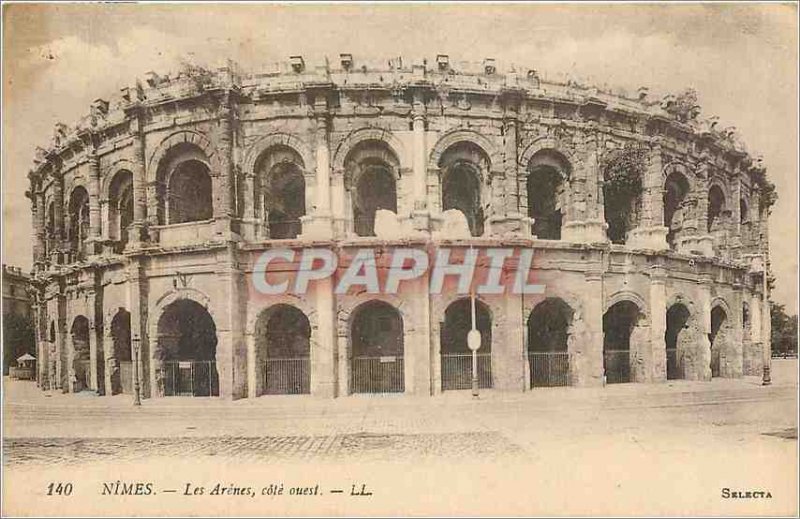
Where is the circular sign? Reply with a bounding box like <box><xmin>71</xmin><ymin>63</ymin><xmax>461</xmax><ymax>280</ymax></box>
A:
<box><xmin>467</xmin><ymin>329</ymin><xmax>482</xmax><ymax>351</ymax></box>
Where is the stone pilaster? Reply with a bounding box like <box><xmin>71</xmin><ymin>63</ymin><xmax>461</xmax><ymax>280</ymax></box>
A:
<box><xmin>87</xmin><ymin>151</ymin><xmax>102</xmax><ymax>255</ymax></box>
<box><xmin>648</xmin><ymin>264</ymin><xmax>667</xmax><ymax>382</ymax></box>
<box><xmin>693</xmin><ymin>273</ymin><xmax>713</xmax><ymax>381</ymax></box>
<box><xmin>33</xmin><ymin>189</ymin><xmax>47</xmax><ymax>265</ymax></box>
<box><xmin>628</xmin><ymin>144</ymin><xmax>669</xmax><ymax>250</ymax></box>
<box><xmin>562</xmin><ymin>130</ymin><xmax>607</xmax><ymax>243</ymax></box>
<box><xmin>214</xmin><ymin>92</ymin><xmax>235</xmax><ymax>238</ymax></box>
<box><xmin>410</xmin><ymin>92</ymin><xmax>432</xmax><ymax>232</ymax></box>
<box><xmin>300</xmin><ymin>107</ymin><xmax>334</xmax><ymax>239</ymax></box>
<box><xmin>52</xmin><ymin>168</ymin><xmax>65</xmax><ymax>264</ymax></box>
<box><xmin>312</xmin><ymin>278</ymin><xmax>337</xmax><ymax>398</ymax></box>
<box><xmin>577</xmin><ymin>268</ymin><xmax>605</xmax><ymax>387</ymax></box>
<box><xmin>127</xmin><ymin>259</ymin><xmax>149</xmax><ymax>398</ymax></box>
<box><xmin>128</xmin><ymin>111</ymin><xmax>147</xmax><ymax>247</ymax></box>
<box><xmin>495</xmin><ymin>292</ymin><xmax>526</xmax><ymax>391</ymax></box>
<box><xmin>215</xmin><ymin>244</ymin><xmax>246</xmax><ymax>400</ymax></box>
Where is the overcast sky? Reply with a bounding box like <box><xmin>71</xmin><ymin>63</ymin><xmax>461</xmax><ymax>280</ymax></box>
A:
<box><xmin>3</xmin><ymin>3</ymin><xmax>797</xmax><ymax>310</ymax></box>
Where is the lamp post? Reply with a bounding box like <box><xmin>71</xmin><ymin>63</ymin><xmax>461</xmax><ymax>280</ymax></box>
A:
<box><xmin>467</xmin><ymin>292</ymin><xmax>481</xmax><ymax>398</ymax></box>
<box><xmin>132</xmin><ymin>335</ymin><xmax>142</xmax><ymax>406</ymax></box>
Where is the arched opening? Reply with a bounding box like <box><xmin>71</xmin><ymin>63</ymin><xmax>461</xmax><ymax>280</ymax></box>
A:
<box><xmin>440</xmin><ymin>298</ymin><xmax>492</xmax><ymax>390</ymax></box>
<box><xmin>70</xmin><ymin>316</ymin><xmax>91</xmax><ymax>392</ymax></box>
<box><xmin>439</xmin><ymin>141</ymin><xmax>490</xmax><ymax>237</ymax></box>
<box><xmin>527</xmin><ymin>151</ymin><xmax>570</xmax><ymax>240</ymax></box>
<box><xmin>255</xmin><ymin>146</ymin><xmax>306</xmax><ymax>239</ymax></box>
<box><xmin>108</xmin><ymin>170</ymin><xmax>134</xmax><ymax>252</ymax></box>
<box><xmin>664</xmin><ymin>171</ymin><xmax>691</xmax><ymax>249</ymax></box>
<box><xmin>110</xmin><ymin>309</ymin><xmax>132</xmax><ymax>395</ymax></box>
<box><xmin>155</xmin><ymin>299</ymin><xmax>218</xmax><ymax>397</ymax></box>
<box><xmin>167</xmin><ymin>160</ymin><xmax>213</xmax><ymax>224</ymax></box>
<box><xmin>665</xmin><ymin>303</ymin><xmax>691</xmax><ymax>380</ymax></box>
<box><xmin>603</xmin><ymin>147</ymin><xmax>645</xmax><ymax>244</ymax></box>
<box><xmin>255</xmin><ymin>305</ymin><xmax>311</xmax><ymax>395</ymax></box>
<box><xmin>67</xmin><ymin>187</ymin><xmax>90</xmax><ymax>260</ymax></box>
<box><xmin>266</xmin><ymin>165</ymin><xmax>305</xmax><ymax>239</ymax></box>
<box><xmin>442</xmin><ymin>163</ymin><xmax>484</xmax><ymax>237</ymax></box>
<box><xmin>345</xmin><ymin>140</ymin><xmax>400</xmax><ymax>237</ymax></box>
<box><xmin>353</xmin><ymin>165</ymin><xmax>397</xmax><ymax>237</ymax></box>
<box><xmin>710</xmin><ymin>306</ymin><xmax>728</xmax><ymax>378</ymax></box>
<box><xmin>527</xmin><ymin>298</ymin><xmax>573</xmax><ymax>387</ymax></box>
<box><xmin>350</xmin><ymin>300</ymin><xmax>404</xmax><ymax>394</ymax></box>
<box><xmin>708</xmin><ymin>185</ymin><xmax>726</xmax><ymax>233</ymax></box>
<box><xmin>603</xmin><ymin>301</ymin><xmax>641</xmax><ymax>384</ymax></box>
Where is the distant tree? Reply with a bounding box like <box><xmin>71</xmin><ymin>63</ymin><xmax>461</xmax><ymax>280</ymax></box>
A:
<box><xmin>2</xmin><ymin>312</ymin><xmax>35</xmax><ymax>375</ymax></box>
<box><xmin>771</xmin><ymin>302</ymin><xmax>798</xmax><ymax>356</ymax></box>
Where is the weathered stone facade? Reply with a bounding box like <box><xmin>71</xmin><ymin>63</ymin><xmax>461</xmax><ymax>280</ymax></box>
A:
<box><xmin>26</xmin><ymin>56</ymin><xmax>773</xmax><ymax>399</ymax></box>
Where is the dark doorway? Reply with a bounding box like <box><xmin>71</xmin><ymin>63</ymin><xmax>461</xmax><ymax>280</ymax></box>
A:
<box><xmin>603</xmin><ymin>301</ymin><xmax>639</xmax><ymax>384</ymax></box>
<box><xmin>256</xmin><ymin>305</ymin><xmax>311</xmax><ymax>395</ymax></box>
<box><xmin>156</xmin><ymin>299</ymin><xmax>218</xmax><ymax>396</ymax></box>
<box><xmin>350</xmin><ymin>301</ymin><xmax>404</xmax><ymax>394</ymax></box>
<box><xmin>666</xmin><ymin>304</ymin><xmax>690</xmax><ymax>380</ymax></box>
<box><xmin>527</xmin><ymin>298</ymin><xmax>572</xmax><ymax>387</ymax></box>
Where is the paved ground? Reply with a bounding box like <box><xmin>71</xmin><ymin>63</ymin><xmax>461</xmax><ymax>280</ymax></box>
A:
<box><xmin>3</xmin><ymin>360</ymin><xmax>797</xmax><ymax>516</ymax></box>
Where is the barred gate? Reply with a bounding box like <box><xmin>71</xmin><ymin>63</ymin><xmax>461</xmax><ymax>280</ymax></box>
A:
<box><xmin>264</xmin><ymin>358</ymin><xmax>310</xmax><ymax>395</ymax></box>
<box><xmin>441</xmin><ymin>353</ymin><xmax>492</xmax><ymax>390</ymax></box>
<box><xmin>528</xmin><ymin>352</ymin><xmax>570</xmax><ymax>388</ymax></box>
<box><xmin>604</xmin><ymin>350</ymin><xmax>631</xmax><ymax>384</ymax></box>
<box><xmin>351</xmin><ymin>356</ymin><xmax>404</xmax><ymax>394</ymax></box>
<box><xmin>160</xmin><ymin>361</ymin><xmax>219</xmax><ymax>397</ymax></box>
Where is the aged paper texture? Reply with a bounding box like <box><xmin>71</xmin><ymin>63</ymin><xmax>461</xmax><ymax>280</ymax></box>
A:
<box><xmin>2</xmin><ymin>3</ymin><xmax>798</xmax><ymax>517</ymax></box>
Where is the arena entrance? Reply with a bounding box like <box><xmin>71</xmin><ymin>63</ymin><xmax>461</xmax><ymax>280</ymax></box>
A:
<box><xmin>70</xmin><ymin>316</ymin><xmax>91</xmax><ymax>392</ymax></box>
<box><xmin>155</xmin><ymin>299</ymin><xmax>219</xmax><ymax>397</ymax></box>
<box><xmin>710</xmin><ymin>306</ymin><xmax>728</xmax><ymax>378</ymax></box>
<box><xmin>350</xmin><ymin>301</ymin><xmax>404</xmax><ymax>394</ymax></box>
<box><xmin>440</xmin><ymin>299</ymin><xmax>492</xmax><ymax>391</ymax></box>
<box><xmin>255</xmin><ymin>305</ymin><xmax>311</xmax><ymax>395</ymax></box>
<box><xmin>110</xmin><ymin>309</ymin><xmax>132</xmax><ymax>395</ymax></box>
<box><xmin>602</xmin><ymin>301</ymin><xmax>639</xmax><ymax>384</ymax></box>
<box><xmin>527</xmin><ymin>298</ymin><xmax>572</xmax><ymax>388</ymax></box>
<box><xmin>666</xmin><ymin>303</ymin><xmax>690</xmax><ymax>380</ymax></box>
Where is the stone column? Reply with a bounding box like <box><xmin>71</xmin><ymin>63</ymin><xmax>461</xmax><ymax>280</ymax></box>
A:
<box><xmin>748</xmin><ymin>289</ymin><xmax>764</xmax><ymax>375</ymax></box>
<box><xmin>215</xmin><ymin>244</ymin><xmax>246</xmax><ymax>400</ymax></box>
<box><xmin>694</xmin><ymin>274</ymin><xmax>713</xmax><ymax>381</ymax></box>
<box><xmin>410</xmin><ymin>94</ymin><xmax>432</xmax><ymax>232</ymax></box>
<box><xmin>302</xmin><ymin>110</ymin><xmax>333</xmax><ymax>239</ymax></box>
<box><xmin>578</xmin><ymin>267</ymin><xmax>605</xmax><ymax>387</ymax></box>
<box><xmin>648</xmin><ymin>264</ymin><xmax>667</xmax><ymax>382</ymax></box>
<box><xmin>312</xmin><ymin>278</ymin><xmax>337</xmax><ymax>398</ymax></box>
<box><xmin>628</xmin><ymin>144</ymin><xmax>669</xmax><ymax>250</ymax></box>
<box><xmin>33</xmin><ymin>190</ymin><xmax>47</xmax><ymax>265</ymax></box>
<box><xmin>563</xmin><ymin>131</ymin><xmax>607</xmax><ymax>243</ymax></box>
<box><xmin>408</xmin><ymin>278</ymin><xmax>433</xmax><ymax>395</ymax></box>
<box><xmin>129</xmin><ymin>112</ymin><xmax>147</xmax><ymax>247</ymax></box>
<box><xmin>127</xmin><ymin>259</ymin><xmax>149</xmax><ymax>398</ymax></box>
<box><xmin>214</xmin><ymin>92</ymin><xmax>235</xmax><ymax>238</ymax></box>
<box><xmin>52</xmin><ymin>169</ymin><xmax>65</xmax><ymax>263</ymax></box>
<box><xmin>87</xmin><ymin>151</ymin><xmax>102</xmax><ymax>254</ymax></box>
<box><xmin>496</xmin><ymin>292</ymin><xmax>526</xmax><ymax>391</ymax></box>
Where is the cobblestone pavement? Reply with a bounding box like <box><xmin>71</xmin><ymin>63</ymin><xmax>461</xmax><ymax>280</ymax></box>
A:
<box><xmin>4</xmin><ymin>431</ymin><xmax>522</xmax><ymax>466</ymax></box>
<box><xmin>3</xmin><ymin>360</ymin><xmax>797</xmax><ymax>467</ymax></box>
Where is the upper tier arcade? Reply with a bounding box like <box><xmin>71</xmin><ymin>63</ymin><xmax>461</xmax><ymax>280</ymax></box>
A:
<box><xmin>26</xmin><ymin>54</ymin><xmax>775</xmax><ymax>273</ymax></box>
